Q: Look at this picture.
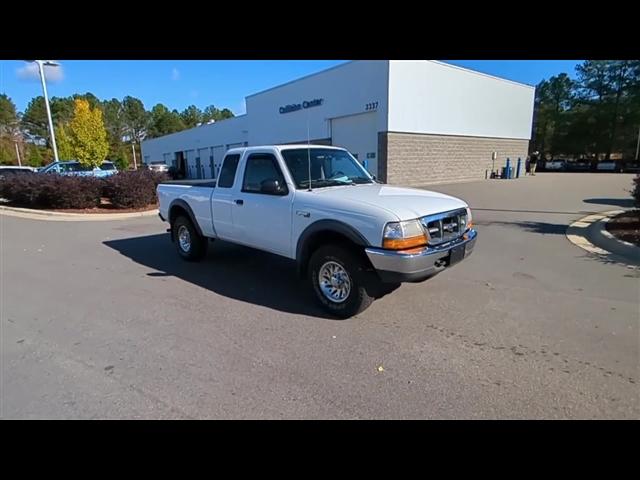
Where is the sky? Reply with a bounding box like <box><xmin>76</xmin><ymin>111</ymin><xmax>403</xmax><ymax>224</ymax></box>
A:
<box><xmin>0</xmin><ymin>60</ymin><xmax>583</xmax><ymax>115</ymax></box>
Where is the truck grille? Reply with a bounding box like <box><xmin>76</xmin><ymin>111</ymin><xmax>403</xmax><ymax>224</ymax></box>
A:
<box><xmin>420</xmin><ymin>208</ymin><xmax>467</xmax><ymax>246</ymax></box>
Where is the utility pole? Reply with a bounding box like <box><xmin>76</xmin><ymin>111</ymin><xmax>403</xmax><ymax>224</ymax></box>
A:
<box><xmin>131</xmin><ymin>142</ymin><xmax>138</xmax><ymax>170</ymax></box>
<box><xmin>31</xmin><ymin>60</ymin><xmax>60</xmax><ymax>163</ymax></box>
<box><xmin>635</xmin><ymin>125</ymin><xmax>640</xmax><ymax>161</ymax></box>
<box><xmin>15</xmin><ymin>142</ymin><xmax>22</xmax><ymax>167</ymax></box>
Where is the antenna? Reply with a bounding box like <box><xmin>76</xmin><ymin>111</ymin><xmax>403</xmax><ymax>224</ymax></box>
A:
<box><xmin>307</xmin><ymin>114</ymin><xmax>312</xmax><ymax>192</ymax></box>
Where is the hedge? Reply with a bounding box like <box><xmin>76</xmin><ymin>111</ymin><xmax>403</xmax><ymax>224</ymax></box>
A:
<box><xmin>0</xmin><ymin>170</ymin><xmax>168</xmax><ymax>210</ymax></box>
<box><xmin>103</xmin><ymin>170</ymin><xmax>168</xmax><ymax>209</ymax></box>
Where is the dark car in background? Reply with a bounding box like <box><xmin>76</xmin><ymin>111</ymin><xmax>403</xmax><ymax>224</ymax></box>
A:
<box><xmin>0</xmin><ymin>166</ymin><xmax>36</xmax><ymax>179</ymax></box>
<box><xmin>564</xmin><ymin>159</ymin><xmax>591</xmax><ymax>172</ymax></box>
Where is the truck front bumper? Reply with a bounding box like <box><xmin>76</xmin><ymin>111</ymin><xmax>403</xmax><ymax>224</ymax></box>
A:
<box><xmin>365</xmin><ymin>229</ymin><xmax>477</xmax><ymax>283</ymax></box>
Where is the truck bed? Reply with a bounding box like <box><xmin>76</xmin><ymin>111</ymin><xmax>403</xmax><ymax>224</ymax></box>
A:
<box><xmin>161</xmin><ymin>179</ymin><xmax>217</xmax><ymax>187</ymax></box>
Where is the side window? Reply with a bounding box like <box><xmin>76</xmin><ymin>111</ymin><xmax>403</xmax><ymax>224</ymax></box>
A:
<box><xmin>242</xmin><ymin>153</ymin><xmax>287</xmax><ymax>195</ymax></box>
<box><xmin>217</xmin><ymin>154</ymin><xmax>240</xmax><ymax>188</ymax></box>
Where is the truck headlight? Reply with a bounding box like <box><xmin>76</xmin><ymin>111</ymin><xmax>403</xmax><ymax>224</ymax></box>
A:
<box><xmin>382</xmin><ymin>219</ymin><xmax>428</xmax><ymax>250</ymax></box>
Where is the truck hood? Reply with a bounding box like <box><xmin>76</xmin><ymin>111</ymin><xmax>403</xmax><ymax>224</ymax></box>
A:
<box><xmin>312</xmin><ymin>184</ymin><xmax>468</xmax><ymax>220</ymax></box>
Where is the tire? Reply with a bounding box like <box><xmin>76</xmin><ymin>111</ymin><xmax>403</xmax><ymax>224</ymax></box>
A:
<box><xmin>308</xmin><ymin>244</ymin><xmax>374</xmax><ymax>318</ymax></box>
<box><xmin>172</xmin><ymin>215</ymin><xmax>207</xmax><ymax>261</ymax></box>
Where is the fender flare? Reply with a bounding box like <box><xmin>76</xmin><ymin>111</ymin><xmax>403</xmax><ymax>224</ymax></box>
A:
<box><xmin>295</xmin><ymin>219</ymin><xmax>369</xmax><ymax>274</ymax></box>
<box><xmin>168</xmin><ymin>199</ymin><xmax>204</xmax><ymax>237</ymax></box>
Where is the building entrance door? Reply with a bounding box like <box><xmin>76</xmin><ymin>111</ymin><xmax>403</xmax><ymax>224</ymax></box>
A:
<box><xmin>331</xmin><ymin>111</ymin><xmax>379</xmax><ymax>178</ymax></box>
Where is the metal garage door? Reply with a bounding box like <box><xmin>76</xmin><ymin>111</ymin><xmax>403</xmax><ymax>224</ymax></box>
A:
<box><xmin>331</xmin><ymin>112</ymin><xmax>378</xmax><ymax>177</ymax></box>
<box><xmin>212</xmin><ymin>145</ymin><xmax>225</xmax><ymax>179</ymax></box>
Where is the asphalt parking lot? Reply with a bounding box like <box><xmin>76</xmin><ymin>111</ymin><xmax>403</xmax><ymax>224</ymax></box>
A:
<box><xmin>1</xmin><ymin>173</ymin><xmax>638</xmax><ymax>419</ymax></box>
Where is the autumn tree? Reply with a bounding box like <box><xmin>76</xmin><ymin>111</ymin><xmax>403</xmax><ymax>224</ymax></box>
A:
<box><xmin>66</xmin><ymin>99</ymin><xmax>109</xmax><ymax>168</ymax></box>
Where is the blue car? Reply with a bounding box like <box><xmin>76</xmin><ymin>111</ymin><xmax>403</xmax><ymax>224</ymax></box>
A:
<box><xmin>39</xmin><ymin>160</ymin><xmax>118</xmax><ymax>178</ymax></box>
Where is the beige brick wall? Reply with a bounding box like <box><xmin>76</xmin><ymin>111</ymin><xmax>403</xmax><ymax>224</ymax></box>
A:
<box><xmin>383</xmin><ymin>132</ymin><xmax>529</xmax><ymax>186</ymax></box>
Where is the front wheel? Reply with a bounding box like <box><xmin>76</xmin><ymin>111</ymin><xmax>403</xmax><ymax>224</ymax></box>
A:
<box><xmin>308</xmin><ymin>245</ymin><xmax>374</xmax><ymax>318</ymax></box>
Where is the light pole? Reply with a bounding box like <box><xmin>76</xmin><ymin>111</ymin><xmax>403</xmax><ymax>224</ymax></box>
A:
<box><xmin>28</xmin><ymin>60</ymin><xmax>60</xmax><ymax>163</ymax></box>
<box><xmin>635</xmin><ymin>125</ymin><xmax>640</xmax><ymax>162</ymax></box>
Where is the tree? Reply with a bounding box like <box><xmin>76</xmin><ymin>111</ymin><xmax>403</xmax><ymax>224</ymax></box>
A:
<box><xmin>574</xmin><ymin>60</ymin><xmax>640</xmax><ymax>159</ymax></box>
<box><xmin>55</xmin><ymin>123</ymin><xmax>75</xmax><ymax>160</ymax></box>
<box><xmin>148</xmin><ymin>103</ymin><xmax>185</xmax><ymax>138</ymax></box>
<box><xmin>102</xmin><ymin>98</ymin><xmax>128</xmax><ymax>163</ymax></box>
<box><xmin>0</xmin><ymin>94</ymin><xmax>18</xmax><ymax>134</ymax></box>
<box><xmin>202</xmin><ymin>105</ymin><xmax>235</xmax><ymax>123</ymax></box>
<box><xmin>21</xmin><ymin>96</ymin><xmax>49</xmax><ymax>140</ymax></box>
<box><xmin>26</xmin><ymin>144</ymin><xmax>45</xmax><ymax>167</ymax></box>
<box><xmin>122</xmin><ymin>96</ymin><xmax>148</xmax><ymax>144</ymax></box>
<box><xmin>180</xmin><ymin>105</ymin><xmax>203</xmax><ymax>128</ymax></box>
<box><xmin>533</xmin><ymin>74</ymin><xmax>573</xmax><ymax>156</ymax></box>
<box><xmin>219</xmin><ymin>108</ymin><xmax>234</xmax><ymax>120</ymax></box>
<box><xmin>66</xmin><ymin>99</ymin><xmax>109</xmax><ymax>168</ymax></box>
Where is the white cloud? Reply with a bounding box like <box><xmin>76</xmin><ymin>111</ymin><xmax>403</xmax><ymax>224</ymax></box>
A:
<box><xmin>16</xmin><ymin>61</ymin><xmax>64</xmax><ymax>83</ymax></box>
<box><xmin>171</xmin><ymin>68</ymin><xmax>180</xmax><ymax>81</ymax></box>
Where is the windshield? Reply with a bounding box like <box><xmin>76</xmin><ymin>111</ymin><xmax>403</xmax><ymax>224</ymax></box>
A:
<box><xmin>281</xmin><ymin>148</ymin><xmax>374</xmax><ymax>189</ymax></box>
<box><xmin>100</xmin><ymin>162</ymin><xmax>116</xmax><ymax>170</ymax></box>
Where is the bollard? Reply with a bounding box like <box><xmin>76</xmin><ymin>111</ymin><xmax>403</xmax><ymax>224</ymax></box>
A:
<box><xmin>516</xmin><ymin>157</ymin><xmax>522</xmax><ymax>178</ymax></box>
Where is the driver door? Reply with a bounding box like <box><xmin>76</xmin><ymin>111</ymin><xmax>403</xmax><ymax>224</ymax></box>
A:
<box><xmin>231</xmin><ymin>152</ymin><xmax>293</xmax><ymax>257</ymax></box>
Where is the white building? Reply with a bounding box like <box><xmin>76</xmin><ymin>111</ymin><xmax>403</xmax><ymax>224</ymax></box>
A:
<box><xmin>141</xmin><ymin>60</ymin><xmax>535</xmax><ymax>186</ymax></box>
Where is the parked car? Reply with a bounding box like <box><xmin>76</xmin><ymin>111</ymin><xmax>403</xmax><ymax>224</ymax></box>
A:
<box><xmin>147</xmin><ymin>161</ymin><xmax>169</xmax><ymax>173</ymax></box>
<box><xmin>596</xmin><ymin>160</ymin><xmax>619</xmax><ymax>172</ymax></box>
<box><xmin>39</xmin><ymin>161</ymin><xmax>118</xmax><ymax>177</ymax></box>
<box><xmin>545</xmin><ymin>159</ymin><xmax>566</xmax><ymax>171</ymax></box>
<box><xmin>564</xmin><ymin>160</ymin><xmax>590</xmax><ymax>172</ymax></box>
<box><xmin>156</xmin><ymin>145</ymin><xmax>477</xmax><ymax>318</ymax></box>
<box><xmin>0</xmin><ymin>165</ymin><xmax>36</xmax><ymax>179</ymax></box>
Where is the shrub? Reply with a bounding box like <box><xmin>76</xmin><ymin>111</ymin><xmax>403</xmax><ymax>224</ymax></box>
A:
<box><xmin>0</xmin><ymin>173</ymin><xmax>102</xmax><ymax>209</ymax></box>
<box><xmin>633</xmin><ymin>173</ymin><xmax>640</xmax><ymax>208</ymax></box>
<box><xmin>103</xmin><ymin>170</ymin><xmax>168</xmax><ymax>209</ymax></box>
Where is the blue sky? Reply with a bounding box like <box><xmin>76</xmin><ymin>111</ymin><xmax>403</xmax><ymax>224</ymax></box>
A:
<box><xmin>1</xmin><ymin>60</ymin><xmax>583</xmax><ymax>115</ymax></box>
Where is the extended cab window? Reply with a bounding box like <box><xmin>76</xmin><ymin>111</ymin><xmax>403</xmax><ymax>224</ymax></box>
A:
<box><xmin>242</xmin><ymin>154</ymin><xmax>287</xmax><ymax>194</ymax></box>
<box><xmin>218</xmin><ymin>154</ymin><xmax>240</xmax><ymax>188</ymax></box>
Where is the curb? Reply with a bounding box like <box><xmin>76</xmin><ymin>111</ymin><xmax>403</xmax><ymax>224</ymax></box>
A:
<box><xmin>566</xmin><ymin>210</ymin><xmax>640</xmax><ymax>266</ymax></box>
<box><xmin>0</xmin><ymin>205</ymin><xmax>158</xmax><ymax>222</ymax></box>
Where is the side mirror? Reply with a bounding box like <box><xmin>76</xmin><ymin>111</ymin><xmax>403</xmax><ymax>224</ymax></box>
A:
<box><xmin>260</xmin><ymin>179</ymin><xmax>287</xmax><ymax>195</ymax></box>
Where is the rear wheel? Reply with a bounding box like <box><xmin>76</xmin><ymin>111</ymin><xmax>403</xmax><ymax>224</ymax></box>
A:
<box><xmin>172</xmin><ymin>215</ymin><xmax>207</xmax><ymax>261</ymax></box>
<box><xmin>308</xmin><ymin>245</ymin><xmax>374</xmax><ymax>318</ymax></box>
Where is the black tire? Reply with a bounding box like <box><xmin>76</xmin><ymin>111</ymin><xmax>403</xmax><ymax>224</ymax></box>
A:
<box><xmin>172</xmin><ymin>215</ymin><xmax>207</xmax><ymax>261</ymax></box>
<box><xmin>308</xmin><ymin>244</ymin><xmax>374</xmax><ymax>318</ymax></box>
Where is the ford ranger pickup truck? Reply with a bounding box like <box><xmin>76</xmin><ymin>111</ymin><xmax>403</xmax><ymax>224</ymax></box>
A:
<box><xmin>157</xmin><ymin>145</ymin><xmax>477</xmax><ymax>318</ymax></box>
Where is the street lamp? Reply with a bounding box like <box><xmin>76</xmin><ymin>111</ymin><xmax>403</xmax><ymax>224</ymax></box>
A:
<box><xmin>27</xmin><ymin>60</ymin><xmax>60</xmax><ymax>163</ymax></box>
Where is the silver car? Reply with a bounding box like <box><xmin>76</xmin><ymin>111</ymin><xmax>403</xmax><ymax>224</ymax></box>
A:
<box><xmin>147</xmin><ymin>161</ymin><xmax>169</xmax><ymax>173</ymax></box>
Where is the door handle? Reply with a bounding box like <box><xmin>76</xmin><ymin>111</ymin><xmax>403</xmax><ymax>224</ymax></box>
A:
<box><xmin>234</xmin><ymin>199</ymin><xmax>244</xmax><ymax>206</ymax></box>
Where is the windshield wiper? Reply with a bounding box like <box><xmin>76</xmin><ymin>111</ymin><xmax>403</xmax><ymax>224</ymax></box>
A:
<box><xmin>350</xmin><ymin>177</ymin><xmax>374</xmax><ymax>184</ymax></box>
<box><xmin>299</xmin><ymin>178</ymin><xmax>352</xmax><ymax>188</ymax></box>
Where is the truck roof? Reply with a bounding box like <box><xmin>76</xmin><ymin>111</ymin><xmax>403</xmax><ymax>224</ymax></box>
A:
<box><xmin>226</xmin><ymin>144</ymin><xmax>346</xmax><ymax>155</ymax></box>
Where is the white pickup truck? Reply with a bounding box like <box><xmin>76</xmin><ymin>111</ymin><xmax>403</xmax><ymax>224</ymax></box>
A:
<box><xmin>157</xmin><ymin>145</ymin><xmax>477</xmax><ymax>318</ymax></box>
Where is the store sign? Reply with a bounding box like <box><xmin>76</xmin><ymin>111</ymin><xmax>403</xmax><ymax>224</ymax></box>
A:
<box><xmin>279</xmin><ymin>98</ymin><xmax>324</xmax><ymax>114</ymax></box>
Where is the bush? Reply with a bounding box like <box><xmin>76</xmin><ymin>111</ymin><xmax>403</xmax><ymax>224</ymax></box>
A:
<box><xmin>103</xmin><ymin>169</ymin><xmax>167</xmax><ymax>209</ymax></box>
<box><xmin>633</xmin><ymin>173</ymin><xmax>640</xmax><ymax>208</ymax></box>
<box><xmin>0</xmin><ymin>174</ymin><xmax>102</xmax><ymax>209</ymax></box>
<box><xmin>0</xmin><ymin>169</ymin><xmax>167</xmax><ymax>210</ymax></box>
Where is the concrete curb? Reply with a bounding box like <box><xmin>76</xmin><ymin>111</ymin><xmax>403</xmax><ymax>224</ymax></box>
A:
<box><xmin>0</xmin><ymin>205</ymin><xmax>158</xmax><ymax>222</ymax></box>
<box><xmin>566</xmin><ymin>210</ymin><xmax>640</xmax><ymax>266</ymax></box>
<box><xmin>597</xmin><ymin>216</ymin><xmax>640</xmax><ymax>261</ymax></box>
